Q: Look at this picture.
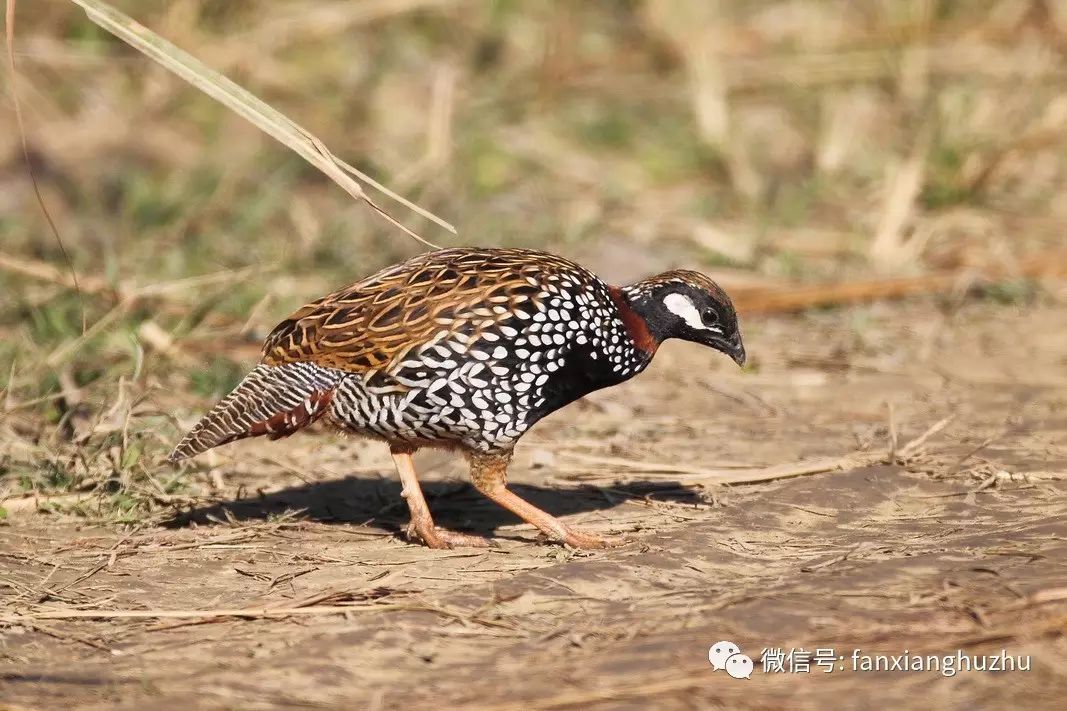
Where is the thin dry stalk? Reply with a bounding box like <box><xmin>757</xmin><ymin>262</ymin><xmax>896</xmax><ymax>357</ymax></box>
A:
<box><xmin>2</xmin><ymin>600</ymin><xmax>516</xmax><ymax>630</ymax></box>
<box><xmin>559</xmin><ymin>415</ymin><xmax>954</xmax><ymax>486</ymax></box>
<box><xmin>734</xmin><ymin>248</ymin><xmax>1067</xmax><ymax>315</ymax></box>
<box><xmin>229</xmin><ymin>0</ymin><xmax>460</xmax><ymax>53</ymax></box>
<box><xmin>68</xmin><ymin>0</ymin><xmax>455</xmax><ymax>247</ymax></box>
<box><xmin>0</xmin><ymin>252</ymin><xmax>109</xmax><ymax>294</ymax></box>
<box><xmin>869</xmin><ymin>123</ymin><xmax>933</xmax><ymax>267</ymax></box>
<box><xmin>557</xmin><ymin>451</ymin><xmax>756</xmax><ymax>477</ymax></box>
<box><xmin>1</xmin><ymin>605</ymin><xmax>396</xmax><ymax>621</ymax></box>
<box><xmin>5</xmin><ymin>0</ymin><xmax>84</xmax><ymax>330</ymax></box>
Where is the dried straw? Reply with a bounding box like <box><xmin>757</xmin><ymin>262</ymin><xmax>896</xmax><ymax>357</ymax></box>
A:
<box><xmin>68</xmin><ymin>0</ymin><xmax>455</xmax><ymax>248</ymax></box>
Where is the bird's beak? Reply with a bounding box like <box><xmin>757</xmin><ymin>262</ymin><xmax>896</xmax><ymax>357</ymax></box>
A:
<box><xmin>729</xmin><ymin>338</ymin><xmax>746</xmax><ymax>367</ymax></box>
<box><xmin>710</xmin><ymin>333</ymin><xmax>746</xmax><ymax>367</ymax></box>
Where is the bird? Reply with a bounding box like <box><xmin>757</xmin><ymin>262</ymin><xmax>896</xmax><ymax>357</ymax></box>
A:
<box><xmin>169</xmin><ymin>247</ymin><xmax>745</xmax><ymax>549</ymax></box>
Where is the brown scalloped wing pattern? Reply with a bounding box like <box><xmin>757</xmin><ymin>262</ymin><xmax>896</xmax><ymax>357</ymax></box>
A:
<box><xmin>260</xmin><ymin>248</ymin><xmax>593</xmax><ymax>374</ymax></box>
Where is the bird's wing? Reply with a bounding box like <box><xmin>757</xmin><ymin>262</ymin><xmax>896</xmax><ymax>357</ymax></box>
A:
<box><xmin>260</xmin><ymin>248</ymin><xmax>587</xmax><ymax>375</ymax></box>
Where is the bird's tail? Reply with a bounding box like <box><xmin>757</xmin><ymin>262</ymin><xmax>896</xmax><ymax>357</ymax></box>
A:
<box><xmin>168</xmin><ymin>362</ymin><xmax>342</xmax><ymax>463</ymax></box>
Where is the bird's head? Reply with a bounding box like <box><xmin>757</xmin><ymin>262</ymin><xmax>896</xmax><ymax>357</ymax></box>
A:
<box><xmin>621</xmin><ymin>270</ymin><xmax>746</xmax><ymax>366</ymax></box>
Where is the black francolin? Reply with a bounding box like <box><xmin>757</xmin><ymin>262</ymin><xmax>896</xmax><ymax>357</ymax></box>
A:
<box><xmin>170</xmin><ymin>248</ymin><xmax>745</xmax><ymax>549</ymax></box>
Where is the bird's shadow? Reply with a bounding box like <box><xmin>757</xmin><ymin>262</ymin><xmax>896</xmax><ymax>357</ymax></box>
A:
<box><xmin>165</xmin><ymin>472</ymin><xmax>701</xmax><ymax>539</ymax></box>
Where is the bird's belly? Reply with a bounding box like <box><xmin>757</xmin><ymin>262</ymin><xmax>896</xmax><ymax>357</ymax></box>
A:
<box><xmin>523</xmin><ymin>346</ymin><xmax>632</xmax><ymax>424</ymax></box>
<box><xmin>327</xmin><ymin>371</ymin><xmax>537</xmax><ymax>452</ymax></box>
<box><xmin>324</xmin><ymin>322</ymin><xmax>645</xmax><ymax>451</ymax></box>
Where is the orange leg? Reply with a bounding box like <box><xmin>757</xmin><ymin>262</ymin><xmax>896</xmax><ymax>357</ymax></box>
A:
<box><xmin>466</xmin><ymin>451</ymin><xmax>626</xmax><ymax>550</ymax></box>
<box><xmin>390</xmin><ymin>448</ymin><xmax>491</xmax><ymax>549</ymax></box>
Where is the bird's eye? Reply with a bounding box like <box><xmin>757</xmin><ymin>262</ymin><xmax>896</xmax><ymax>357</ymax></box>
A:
<box><xmin>701</xmin><ymin>307</ymin><xmax>718</xmax><ymax>326</ymax></box>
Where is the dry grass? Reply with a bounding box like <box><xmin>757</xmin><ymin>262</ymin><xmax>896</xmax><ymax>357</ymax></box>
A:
<box><xmin>1</xmin><ymin>3</ymin><xmax>1065</xmax><ymax>527</ymax></box>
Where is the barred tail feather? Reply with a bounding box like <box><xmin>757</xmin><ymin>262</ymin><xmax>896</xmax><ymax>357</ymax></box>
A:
<box><xmin>168</xmin><ymin>363</ymin><xmax>343</xmax><ymax>462</ymax></box>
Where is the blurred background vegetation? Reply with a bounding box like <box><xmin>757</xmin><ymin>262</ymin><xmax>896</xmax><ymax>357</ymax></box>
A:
<box><xmin>2</xmin><ymin>0</ymin><xmax>1066</xmax><ymax>517</ymax></box>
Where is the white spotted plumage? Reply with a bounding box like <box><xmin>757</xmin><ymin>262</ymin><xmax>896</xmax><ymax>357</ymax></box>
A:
<box><xmin>321</xmin><ymin>271</ymin><xmax>646</xmax><ymax>452</ymax></box>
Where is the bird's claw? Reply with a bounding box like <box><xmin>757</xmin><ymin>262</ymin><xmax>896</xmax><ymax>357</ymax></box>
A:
<box><xmin>559</xmin><ymin>528</ymin><xmax>628</xmax><ymax>550</ymax></box>
<box><xmin>406</xmin><ymin>520</ymin><xmax>494</xmax><ymax>549</ymax></box>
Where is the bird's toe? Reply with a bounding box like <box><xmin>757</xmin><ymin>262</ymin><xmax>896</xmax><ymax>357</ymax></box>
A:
<box><xmin>560</xmin><ymin>528</ymin><xmax>627</xmax><ymax>550</ymax></box>
<box><xmin>406</xmin><ymin>522</ymin><xmax>493</xmax><ymax>549</ymax></box>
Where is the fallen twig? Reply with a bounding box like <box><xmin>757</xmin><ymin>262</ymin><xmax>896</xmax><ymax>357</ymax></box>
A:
<box><xmin>557</xmin><ymin>451</ymin><xmax>758</xmax><ymax>476</ymax></box>
<box><xmin>0</xmin><ymin>492</ymin><xmax>96</xmax><ymax>513</ymax></box>
<box><xmin>558</xmin><ymin>414</ymin><xmax>955</xmax><ymax>486</ymax></box>
<box><xmin>897</xmin><ymin>414</ymin><xmax>955</xmax><ymax>460</ymax></box>
<box><xmin>18</xmin><ymin>620</ymin><xmax>120</xmax><ymax>655</ymax></box>
<box><xmin>734</xmin><ymin>248</ymin><xmax>1067</xmax><ymax>315</ymax></box>
<box><xmin>57</xmin><ymin>531</ymin><xmax>260</xmax><ymax>559</ymax></box>
<box><xmin>1</xmin><ymin>600</ymin><xmax>519</xmax><ymax>631</ymax></box>
<box><xmin>1</xmin><ymin>605</ymin><xmax>398</xmax><ymax>621</ymax></box>
<box><xmin>1002</xmin><ymin>587</ymin><xmax>1067</xmax><ymax>611</ymax></box>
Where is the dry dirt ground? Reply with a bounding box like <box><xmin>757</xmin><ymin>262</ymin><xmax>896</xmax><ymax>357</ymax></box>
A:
<box><xmin>3</xmin><ymin>298</ymin><xmax>1067</xmax><ymax>710</ymax></box>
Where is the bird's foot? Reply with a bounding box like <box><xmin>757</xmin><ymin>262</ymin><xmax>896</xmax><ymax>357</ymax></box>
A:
<box><xmin>406</xmin><ymin>520</ymin><xmax>494</xmax><ymax>549</ymax></box>
<box><xmin>558</xmin><ymin>527</ymin><xmax>627</xmax><ymax>550</ymax></box>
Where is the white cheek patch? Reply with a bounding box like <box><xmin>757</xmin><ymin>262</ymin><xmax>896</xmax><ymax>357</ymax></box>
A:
<box><xmin>663</xmin><ymin>293</ymin><xmax>723</xmax><ymax>334</ymax></box>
